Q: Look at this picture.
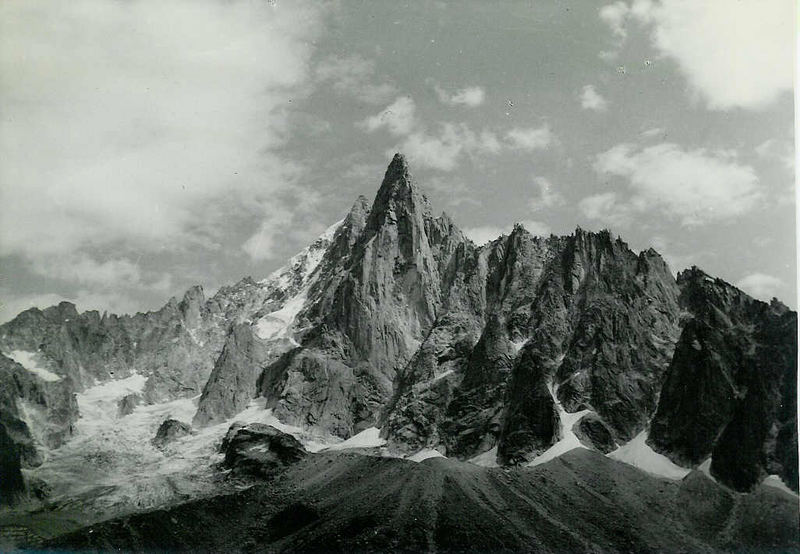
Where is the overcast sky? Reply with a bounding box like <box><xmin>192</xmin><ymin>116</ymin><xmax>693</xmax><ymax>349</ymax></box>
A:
<box><xmin>0</xmin><ymin>0</ymin><xmax>795</xmax><ymax>322</ymax></box>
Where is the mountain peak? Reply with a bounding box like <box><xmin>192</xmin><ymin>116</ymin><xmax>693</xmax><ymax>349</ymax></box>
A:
<box><xmin>366</xmin><ymin>153</ymin><xmax>431</xmax><ymax>232</ymax></box>
<box><xmin>386</xmin><ymin>152</ymin><xmax>409</xmax><ymax>177</ymax></box>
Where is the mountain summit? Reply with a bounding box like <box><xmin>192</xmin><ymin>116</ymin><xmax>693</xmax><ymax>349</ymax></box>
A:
<box><xmin>0</xmin><ymin>155</ymin><xmax>796</xmax><ymax>528</ymax></box>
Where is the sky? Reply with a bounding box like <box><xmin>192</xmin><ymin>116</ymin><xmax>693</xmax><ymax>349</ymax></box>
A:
<box><xmin>0</xmin><ymin>0</ymin><xmax>795</xmax><ymax>322</ymax></box>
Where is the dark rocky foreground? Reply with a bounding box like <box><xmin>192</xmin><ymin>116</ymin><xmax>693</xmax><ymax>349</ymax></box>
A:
<box><xmin>44</xmin><ymin>447</ymin><xmax>799</xmax><ymax>553</ymax></box>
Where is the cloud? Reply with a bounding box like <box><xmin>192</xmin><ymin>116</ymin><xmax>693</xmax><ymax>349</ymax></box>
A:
<box><xmin>592</xmin><ymin>142</ymin><xmax>762</xmax><ymax>225</ymax></box>
<box><xmin>399</xmin><ymin>125</ymin><xmax>501</xmax><ymax>171</ymax></box>
<box><xmin>361</xmin><ymin>97</ymin><xmax>553</xmax><ymax>171</ymax></box>
<box><xmin>641</xmin><ymin>127</ymin><xmax>665</xmax><ymax>138</ymax></box>
<box><xmin>600</xmin><ymin>0</ymin><xmax>793</xmax><ymax>110</ymax></box>
<box><xmin>754</xmin><ymin>139</ymin><xmax>794</xmax><ymax>172</ymax></box>
<box><xmin>31</xmin><ymin>255</ymin><xmax>171</xmax><ymax>292</ymax></box>
<box><xmin>359</xmin><ymin>96</ymin><xmax>417</xmax><ymax>136</ymax></box>
<box><xmin>736</xmin><ymin>273</ymin><xmax>785</xmax><ymax>301</ymax></box>
<box><xmin>578</xmin><ymin>193</ymin><xmax>634</xmax><ymax>227</ymax></box>
<box><xmin>463</xmin><ymin>220</ymin><xmax>550</xmax><ymax>245</ymax></box>
<box><xmin>529</xmin><ymin>177</ymin><xmax>564</xmax><ymax>211</ymax></box>
<box><xmin>435</xmin><ymin>85</ymin><xmax>486</xmax><ymax>107</ymax></box>
<box><xmin>599</xmin><ymin>1</ymin><xmax>630</xmax><ymax>38</ymax></box>
<box><xmin>241</xmin><ymin>210</ymin><xmax>297</xmax><ymax>262</ymax></box>
<box><xmin>315</xmin><ymin>55</ymin><xmax>396</xmax><ymax>104</ymax></box>
<box><xmin>0</xmin><ymin>0</ymin><xmax>325</xmax><ymax>289</ymax></box>
<box><xmin>580</xmin><ymin>85</ymin><xmax>609</xmax><ymax>112</ymax></box>
<box><xmin>505</xmin><ymin>126</ymin><xmax>553</xmax><ymax>151</ymax></box>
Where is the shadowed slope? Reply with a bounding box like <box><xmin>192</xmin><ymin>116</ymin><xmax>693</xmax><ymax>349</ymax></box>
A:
<box><xmin>48</xmin><ymin>449</ymin><xmax>798</xmax><ymax>553</ymax></box>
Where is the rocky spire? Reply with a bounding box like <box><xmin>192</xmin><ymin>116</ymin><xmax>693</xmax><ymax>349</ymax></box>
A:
<box><xmin>364</xmin><ymin>153</ymin><xmax>431</xmax><ymax>237</ymax></box>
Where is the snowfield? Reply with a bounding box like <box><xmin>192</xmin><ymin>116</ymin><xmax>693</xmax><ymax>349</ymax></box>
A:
<box><xmin>27</xmin><ymin>377</ymin><xmax>332</xmax><ymax>519</ymax></box>
<box><xmin>6</xmin><ymin>349</ymin><xmax>62</xmax><ymax>382</ymax></box>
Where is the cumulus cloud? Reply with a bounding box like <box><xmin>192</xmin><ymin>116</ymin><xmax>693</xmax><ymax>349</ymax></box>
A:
<box><xmin>31</xmin><ymin>255</ymin><xmax>172</xmax><ymax>292</ymax></box>
<box><xmin>736</xmin><ymin>273</ymin><xmax>785</xmax><ymax>301</ymax></box>
<box><xmin>754</xmin><ymin>139</ymin><xmax>794</xmax><ymax>172</ymax></box>
<box><xmin>599</xmin><ymin>1</ymin><xmax>631</xmax><ymax>38</ymax></box>
<box><xmin>362</xmin><ymin>97</ymin><xmax>552</xmax><ymax>171</ymax></box>
<box><xmin>359</xmin><ymin>96</ymin><xmax>417</xmax><ymax>136</ymax></box>
<box><xmin>435</xmin><ymin>85</ymin><xmax>486</xmax><ymax>107</ymax></box>
<box><xmin>399</xmin><ymin>125</ymin><xmax>501</xmax><ymax>171</ymax></box>
<box><xmin>578</xmin><ymin>193</ymin><xmax>634</xmax><ymax>227</ymax></box>
<box><xmin>0</xmin><ymin>0</ymin><xmax>325</xmax><ymax>302</ymax></box>
<box><xmin>599</xmin><ymin>0</ymin><xmax>793</xmax><ymax>110</ymax></box>
<box><xmin>315</xmin><ymin>55</ymin><xmax>395</xmax><ymax>104</ymax></box>
<box><xmin>592</xmin><ymin>142</ymin><xmax>762</xmax><ymax>225</ymax></box>
<box><xmin>580</xmin><ymin>85</ymin><xmax>609</xmax><ymax>112</ymax></box>
<box><xmin>529</xmin><ymin>177</ymin><xmax>564</xmax><ymax>211</ymax></box>
<box><xmin>464</xmin><ymin>220</ymin><xmax>550</xmax><ymax>245</ymax></box>
<box><xmin>505</xmin><ymin>126</ymin><xmax>553</xmax><ymax>151</ymax></box>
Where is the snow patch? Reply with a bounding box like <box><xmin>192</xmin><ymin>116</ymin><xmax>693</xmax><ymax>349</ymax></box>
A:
<box><xmin>253</xmin><ymin>220</ymin><xmax>344</xmax><ymax>343</ymax></box>
<box><xmin>697</xmin><ymin>458</ymin><xmax>717</xmax><ymax>482</ymax></box>
<box><xmin>254</xmin><ymin>290</ymin><xmax>307</xmax><ymax>344</ymax></box>
<box><xmin>527</xmin><ymin>383</ymin><xmax>591</xmax><ymax>468</ymax></box>
<box><xmin>510</xmin><ymin>339</ymin><xmax>527</xmax><ymax>352</ymax></box>
<box><xmin>469</xmin><ymin>446</ymin><xmax>499</xmax><ymax>468</ymax></box>
<box><xmin>6</xmin><ymin>350</ymin><xmax>62</xmax><ymax>382</ymax></box>
<box><xmin>763</xmin><ymin>474</ymin><xmax>798</xmax><ymax>497</ymax></box>
<box><xmin>258</xmin><ymin>219</ymin><xmax>343</xmax><ymax>289</ymax></box>
<box><xmin>325</xmin><ymin>427</ymin><xmax>386</xmax><ymax>451</ymax></box>
<box><xmin>608</xmin><ymin>431</ymin><xmax>691</xmax><ymax>480</ymax></box>
<box><xmin>407</xmin><ymin>449</ymin><xmax>445</xmax><ymax>462</ymax></box>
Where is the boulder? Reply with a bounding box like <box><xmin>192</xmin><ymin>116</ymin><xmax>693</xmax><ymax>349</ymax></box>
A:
<box><xmin>151</xmin><ymin>419</ymin><xmax>192</xmax><ymax>449</ymax></box>
<box><xmin>574</xmin><ymin>414</ymin><xmax>617</xmax><ymax>454</ymax></box>
<box><xmin>117</xmin><ymin>393</ymin><xmax>142</xmax><ymax>417</ymax></box>
<box><xmin>219</xmin><ymin>422</ymin><xmax>307</xmax><ymax>478</ymax></box>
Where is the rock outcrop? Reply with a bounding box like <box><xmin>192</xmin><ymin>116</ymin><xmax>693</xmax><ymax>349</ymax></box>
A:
<box><xmin>116</xmin><ymin>393</ymin><xmax>141</xmax><ymax>417</ymax></box>
<box><xmin>0</xmin><ymin>423</ymin><xmax>25</xmax><ymax>506</ymax></box>
<box><xmin>220</xmin><ymin>422</ymin><xmax>307</xmax><ymax>478</ymax></box>
<box><xmin>151</xmin><ymin>419</ymin><xmax>192</xmax><ymax>448</ymax></box>
<box><xmin>0</xmin><ymin>354</ymin><xmax>78</xmax><ymax>467</ymax></box>
<box><xmin>193</xmin><ymin>324</ymin><xmax>268</xmax><ymax>427</ymax></box>
<box><xmin>649</xmin><ymin>268</ymin><xmax>798</xmax><ymax>491</ymax></box>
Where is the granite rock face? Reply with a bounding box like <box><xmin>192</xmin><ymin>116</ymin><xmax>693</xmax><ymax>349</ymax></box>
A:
<box><xmin>649</xmin><ymin>268</ymin><xmax>798</xmax><ymax>491</ymax></box>
<box><xmin>0</xmin><ymin>354</ymin><xmax>78</xmax><ymax>467</ymax></box>
<box><xmin>193</xmin><ymin>324</ymin><xmax>268</xmax><ymax>427</ymax></box>
<box><xmin>574</xmin><ymin>413</ymin><xmax>617</xmax><ymax>454</ymax></box>
<box><xmin>0</xmin><ymin>423</ymin><xmax>25</xmax><ymax>506</ymax></box>
<box><xmin>383</xmin><ymin>224</ymin><xmax>682</xmax><ymax>466</ymax></box>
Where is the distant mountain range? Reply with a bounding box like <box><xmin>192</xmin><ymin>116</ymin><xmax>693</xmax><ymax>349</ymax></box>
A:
<box><xmin>0</xmin><ymin>154</ymin><xmax>796</xmax><ymax>551</ymax></box>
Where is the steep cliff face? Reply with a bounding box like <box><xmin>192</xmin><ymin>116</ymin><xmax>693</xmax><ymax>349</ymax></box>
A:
<box><xmin>259</xmin><ymin>154</ymin><xmax>472</xmax><ymax>438</ymax></box>
<box><xmin>382</xmin><ymin>225</ymin><xmax>682</xmax><ymax>465</ymax></box>
<box><xmin>0</xmin><ymin>354</ymin><xmax>78</xmax><ymax>467</ymax></box>
<box><xmin>649</xmin><ymin>268</ymin><xmax>798</xmax><ymax>491</ymax></box>
<box><xmin>193</xmin><ymin>324</ymin><xmax>269</xmax><ymax>427</ymax></box>
<box><xmin>0</xmin><ymin>422</ymin><xmax>25</xmax><ymax>506</ymax></box>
